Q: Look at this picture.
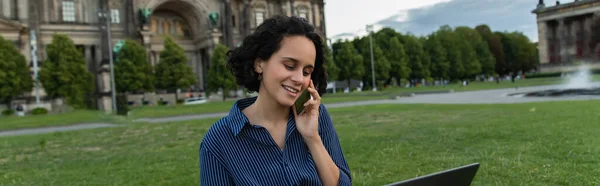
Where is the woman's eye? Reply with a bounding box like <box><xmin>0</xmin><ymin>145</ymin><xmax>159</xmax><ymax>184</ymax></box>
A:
<box><xmin>303</xmin><ymin>71</ymin><xmax>312</xmax><ymax>76</ymax></box>
<box><xmin>285</xmin><ymin>65</ymin><xmax>294</xmax><ymax>70</ymax></box>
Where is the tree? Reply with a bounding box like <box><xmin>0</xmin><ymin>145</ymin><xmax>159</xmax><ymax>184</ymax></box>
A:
<box><xmin>423</xmin><ymin>34</ymin><xmax>450</xmax><ymax>82</ymax></box>
<box><xmin>115</xmin><ymin>39</ymin><xmax>154</xmax><ymax>93</ymax></box>
<box><xmin>455</xmin><ymin>26</ymin><xmax>482</xmax><ymax>79</ymax></box>
<box><xmin>0</xmin><ymin>35</ymin><xmax>33</xmax><ymax>109</ymax></box>
<box><xmin>207</xmin><ymin>44</ymin><xmax>237</xmax><ymax>101</ymax></box>
<box><xmin>476</xmin><ymin>24</ymin><xmax>505</xmax><ymax>77</ymax></box>
<box><xmin>475</xmin><ymin>40</ymin><xmax>496</xmax><ymax>76</ymax></box>
<box><xmin>324</xmin><ymin>46</ymin><xmax>340</xmax><ymax>81</ymax></box>
<box><xmin>336</xmin><ymin>41</ymin><xmax>364</xmax><ymax>87</ymax></box>
<box><xmin>404</xmin><ymin>35</ymin><xmax>430</xmax><ymax>83</ymax></box>
<box><xmin>362</xmin><ymin>45</ymin><xmax>391</xmax><ymax>88</ymax></box>
<box><xmin>154</xmin><ymin>37</ymin><xmax>197</xmax><ymax>100</ymax></box>
<box><xmin>387</xmin><ymin>37</ymin><xmax>411</xmax><ymax>86</ymax></box>
<box><xmin>437</xmin><ymin>25</ymin><xmax>464</xmax><ymax>81</ymax></box>
<box><xmin>39</xmin><ymin>34</ymin><xmax>95</xmax><ymax>109</ymax></box>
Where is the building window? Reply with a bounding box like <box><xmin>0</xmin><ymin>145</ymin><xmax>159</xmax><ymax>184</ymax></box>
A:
<box><xmin>110</xmin><ymin>9</ymin><xmax>120</xmax><ymax>23</ymax></box>
<box><xmin>297</xmin><ymin>6</ymin><xmax>309</xmax><ymax>22</ymax></box>
<box><xmin>255</xmin><ymin>11</ymin><xmax>264</xmax><ymax>26</ymax></box>
<box><xmin>232</xmin><ymin>15</ymin><xmax>236</xmax><ymax>27</ymax></box>
<box><xmin>62</xmin><ymin>0</ymin><xmax>76</xmax><ymax>22</ymax></box>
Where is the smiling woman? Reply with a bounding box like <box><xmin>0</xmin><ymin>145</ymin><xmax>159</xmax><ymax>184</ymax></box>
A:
<box><xmin>199</xmin><ymin>15</ymin><xmax>352</xmax><ymax>185</ymax></box>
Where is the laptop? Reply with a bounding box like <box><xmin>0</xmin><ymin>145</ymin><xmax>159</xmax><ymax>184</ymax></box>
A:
<box><xmin>384</xmin><ymin>163</ymin><xmax>480</xmax><ymax>186</ymax></box>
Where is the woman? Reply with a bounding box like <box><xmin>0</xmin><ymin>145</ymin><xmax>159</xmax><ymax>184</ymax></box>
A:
<box><xmin>199</xmin><ymin>15</ymin><xmax>352</xmax><ymax>186</ymax></box>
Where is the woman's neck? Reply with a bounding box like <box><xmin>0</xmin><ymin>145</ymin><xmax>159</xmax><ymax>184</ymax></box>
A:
<box><xmin>247</xmin><ymin>92</ymin><xmax>290</xmax><ymax>128</ymax></box>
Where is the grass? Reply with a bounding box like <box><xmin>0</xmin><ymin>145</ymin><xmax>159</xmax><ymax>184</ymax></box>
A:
<box><xmin>2</xmin><ymin>75</ymin><xmax>598</xmax><ymax>131</ymax></box>
<box><xmin>0</xmin><ymin>110</ymin><xmax>126</xmax><ymax>132</ymax></box>
<box><xmin>1</xmin><ymin>100</ymin><xmax>599</xmax><ymax>185</ymax></box>
<box><xmin>128</xmin><ymin>94</ymin><xmax>390</xmax><ymax>119</ymax></box>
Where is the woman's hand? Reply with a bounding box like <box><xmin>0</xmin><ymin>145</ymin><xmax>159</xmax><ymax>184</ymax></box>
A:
<box><xmin>293</xmin><ymin>80</ymin><xmax>321</xmax><ymax>143</ymax></box>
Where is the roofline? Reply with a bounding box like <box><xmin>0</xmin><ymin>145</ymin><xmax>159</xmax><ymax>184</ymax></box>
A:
<box><xmin>532</xmin><ymin>0</ymin><xmax>600</xmax><ymax>14</ymax></box>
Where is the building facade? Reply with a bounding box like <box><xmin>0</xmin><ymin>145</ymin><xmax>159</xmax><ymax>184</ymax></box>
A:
<box><xmin>0</xmin><ymin>0</ymin><xmax>327</xmax><ymax>112</ymax></box>
<box><xmin>532</xmin><ymin>0</ymin><xmax>600</xmax><ymax>73</ymax></box>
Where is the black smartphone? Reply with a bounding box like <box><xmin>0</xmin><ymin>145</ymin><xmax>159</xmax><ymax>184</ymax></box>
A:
<box><xmin>294</xmin><ymin>89</ymin><xmax>311</xmax><ymax>115</ymax></box>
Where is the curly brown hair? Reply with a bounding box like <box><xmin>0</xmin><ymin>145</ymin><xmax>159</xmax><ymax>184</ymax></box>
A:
<box><xmin>226</xmin><ymin>15</ymin><xmax>328</xmax><ymax>96</ymax></box>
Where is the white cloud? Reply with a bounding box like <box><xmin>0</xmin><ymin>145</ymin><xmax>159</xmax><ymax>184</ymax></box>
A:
<box><xmin>324</xmin><ymin>0</ymin><xmax>452</xmax><ymax>38</ymax></box>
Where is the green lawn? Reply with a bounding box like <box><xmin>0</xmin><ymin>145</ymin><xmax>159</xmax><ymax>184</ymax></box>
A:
<box><xmin>2</xmin><ymin>75</ymin><xmax>597</xmax><ymax>131</ymax></box>
<box><xmin>1</xmin><ymin>100</ymin><xmax>599</xmax><ymax>185</ymax></box>
<box><xmin>128</xmin><ymin>95</ymin><xmax>391</xmax><ymax>119</ymax></box>
<box><xmin>0</xmin><ymin>110</ymin><xmax>127</xmax><ymax>132</ymax></box>
<box><xmin>335</xmin><ymin>75</ymin><xmax>600</xmax><ymax>97</ymax></box>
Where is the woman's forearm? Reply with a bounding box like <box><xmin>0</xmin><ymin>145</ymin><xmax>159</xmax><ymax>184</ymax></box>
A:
<box><xmin>306</xmin><ymin>137</ymin><xmax>341</xmax><ymax>186</ymax></box>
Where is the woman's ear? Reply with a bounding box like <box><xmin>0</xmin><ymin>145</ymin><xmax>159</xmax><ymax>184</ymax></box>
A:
<box><xmin>254</xmin><ymin>59</ymin><xmax>263</xmax><ymax>73</ymax></box>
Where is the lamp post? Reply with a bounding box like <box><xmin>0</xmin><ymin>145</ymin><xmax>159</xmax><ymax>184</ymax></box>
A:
<box><xmin>30</xmin><ymin>30</ymin><xmax>40</xmax><ymax>106</ymax></box>
<box><xmin>366</xmin><ymin>24</ymin><xmax>376</xmax><ymax>91</ymax></box>
<box><xmin>98</xmin><ymin>9</ymin><xmax>117</xmax><ymax>113</ymax></box>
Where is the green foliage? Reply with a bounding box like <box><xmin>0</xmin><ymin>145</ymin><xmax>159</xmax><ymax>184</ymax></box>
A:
<box><xmin>335</xmin><ymin>41</ymin><xmax>365</xmax><ymax>85</ymax></box>
<box><xmin>476</xmin><ymin>24</ymin><xmax>504</xmax><ymax>76</ymax></box>
<box><xmin>115</xmin><ymin>39</ymin><xmax>155</xmax><ymax>93</ymax></box>
<box><xmin>437</xmin><ymin>25</ymin><xmax>464</xmax><ymax>81</ymax></box>
<box><xmin>496</xmin><ymin>32</ymin><xmax>538</xmax><ymax>77</ymax></box>
<box><xmin>39</xmin><ymin>34</ymin><xmax>95</xmax><ymax>109</ymax></box>
<box><xmin>154</xmin><ymin>37</ymin><xmax>197</xmax><ymax>92</ymax></box>
<box><xmin>454</xmin><ymin>26</ymin><xmax>482</xmax><ymax>78</ymax></box>
<box><xmin>116</xmin><ymin>94</ymin><xmax>129</xmax><ymax>116</ymax></box>
<box><xmin>362</xmin><ymin>45</ymin><xmax>391</xmax><ymax>86</ymax></box>
<box><xmin>324</xmin><ymin>46</ymin><xmax>340</xmax><ymax>81</ymax></box>
<box><xmin>404</xmin><ymin>35</ymin><xmax>430</xmax><ymax>80</ymax></box>
<box><xmin>206</xmin><ymin>44</ymin><xmax>236</xmax><ymax>100</ymax></box>
<box><xmin>475</xmin><ymin>41</ymin><xmax>496</xmax><ymax>76</ymax></box>
<box><xmin>31</xmin><ymin>108</ymin><xmax>48</xmax><ymax>115</ymax></box>
<box><xmin>424</xmin><ymin>34</ymin><xmax>450</xmax><ymax>80</ymax></box>
<box><xmin>387</xmin><ymin>37</ymin><xmax>411</xmax><ymax>85</ymax></box>
<box><xmin>2</xmin><ymin>109</ymin><xmax>14</xmax><ymax>116</ymax></box>
<box><xmin>0</xmin><ymin>35</ymin><xmax>33</xmax><ymax>108</ymax></box>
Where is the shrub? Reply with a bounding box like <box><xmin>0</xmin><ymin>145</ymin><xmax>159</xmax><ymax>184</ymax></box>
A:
<box><xmin>31</xmin><ymin>108</ymin><xmax>49</xmax><ymax>115</ymax></box>
<box><xmin>2</xmin><ymin>109</ymin><xmax>14</xmax><ymax>116</ymax></box>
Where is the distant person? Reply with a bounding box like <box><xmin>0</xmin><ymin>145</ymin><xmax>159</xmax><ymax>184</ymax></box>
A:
<box><xmin>199</xmin><ymin>15</ymin><xmax>351</xmax><ymax>185</ymax></box>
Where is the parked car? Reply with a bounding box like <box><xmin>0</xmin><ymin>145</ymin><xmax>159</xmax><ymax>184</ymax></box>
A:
<box><xmin>183</xmin><ymin>97</ymin><xmax>207</xmax><ymax>105</ymax></box>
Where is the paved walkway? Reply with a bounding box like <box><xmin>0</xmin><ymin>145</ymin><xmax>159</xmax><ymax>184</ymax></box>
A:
<box><xmin>3</xmin><ymin>84</ymin><xmax>600</xmax><ymax>137</ymax></box>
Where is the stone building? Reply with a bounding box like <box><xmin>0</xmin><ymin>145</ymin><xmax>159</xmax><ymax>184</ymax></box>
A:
<box><xmin>0</xmin><ymin>0</ymin><xmax>327</xmax><ymax>112</ymax></box>
<box><xmin>532</xmin><ymin>0</ymin><xmax>600</xmax><ymax>73</ymax></box>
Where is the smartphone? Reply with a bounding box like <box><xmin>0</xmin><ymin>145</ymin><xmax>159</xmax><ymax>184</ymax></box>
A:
<box><xmin>294</xmin><ymin>89</ymin><xmax>311</xmax><ymax>115</ymax></box>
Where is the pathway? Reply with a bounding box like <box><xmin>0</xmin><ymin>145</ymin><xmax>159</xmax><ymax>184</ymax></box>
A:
<box><xmin>3</xmin><ymin>83</ymin><xmax>600</xmax><ymax>137</ymax></box>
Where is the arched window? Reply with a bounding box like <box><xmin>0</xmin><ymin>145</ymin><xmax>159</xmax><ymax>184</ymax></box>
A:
<box><xmin>150</xmin><ymin>11</ymin><xmax>192</xmax><ymax>39</ymax></box>
<box><xmin>296</xmin><ymin>5</ymin><xmax>309</xmax><ymax>22</ymax></box>
<box><xmin>254</xmin><ymin>4</ymin><xmax>267</xmax><ymax>27</ymax></box>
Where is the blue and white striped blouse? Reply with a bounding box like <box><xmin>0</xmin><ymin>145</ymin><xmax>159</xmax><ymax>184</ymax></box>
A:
<box><xmin>199</xmin><ymin>97</ymin><xmax>352</xmax><ymax>185</ymax></box>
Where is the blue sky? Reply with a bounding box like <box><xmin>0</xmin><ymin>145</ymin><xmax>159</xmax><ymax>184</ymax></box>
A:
<box><xmin>324</xmin><ymin>0</ymin><xmax>546</xmax><ymax>42</ymax></box>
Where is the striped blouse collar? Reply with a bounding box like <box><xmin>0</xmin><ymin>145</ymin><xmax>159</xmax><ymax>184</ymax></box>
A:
<box><xmin>228</xmin><ymin>96</ymin><xmax>256</xmax><ymax>136</ymax></box>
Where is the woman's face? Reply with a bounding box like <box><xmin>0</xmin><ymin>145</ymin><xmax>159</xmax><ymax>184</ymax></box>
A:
<box><xmin>256</xmin><ymin>35</ymin><xmax>316</xmax><ymax>107</ymax></box>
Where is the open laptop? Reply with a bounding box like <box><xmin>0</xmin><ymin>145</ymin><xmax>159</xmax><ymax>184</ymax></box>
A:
<box><xmin>384</xmin><ymin>163</ymin><xmax>480</xmax><ymax>186</ymax></box>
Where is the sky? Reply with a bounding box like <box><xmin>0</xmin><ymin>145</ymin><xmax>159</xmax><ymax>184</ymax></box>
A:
<box><xmin>324</xmin><ymin>0</ymin><xmax>452</xmax><ymax>38</ymax></box>
<box><xmin>324</xmin><ymin>0</ymin><xmax>542</xmax><ymax>42</ymax></box>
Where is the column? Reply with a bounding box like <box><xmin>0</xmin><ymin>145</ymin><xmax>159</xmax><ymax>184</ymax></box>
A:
<box><xmin>595</xmin><ymin>12</ymin><xmax>600</xmax><ymax>60</ymax></box>
<box><xmin>85</xmin><ymin>45</ymin><xmax>93</xmax><ymax>71</ymax></box>
<box><xmin>196</xmin><ymin>50</ymin><xmax>203</xmax><ymax>90</ymax></box>
<box><xmin>583</xmin><ymin>16</ymin><xmax>592</xmax><ymax>58</ymax></box>
<box><xmin>155</xmin><ymin>52</ymin><xmax>160</xmax><ymax>65</ymax></box>
<box><xmin>558</xmin><ymin>19</ymin><xmax>567</xmax><ymax>63</ymax></box>
<box><xmin>537</xmin><ymin>21</ymin><xmax>550</xmax><ymax>64</ymax></box>
<box><xmin>2</xmin><ymin>0</ymin><xmax>11</xmax><ymax>18</ymax></box>
<box><xmin>18</xmin><ymin>0</ymin><xmax>28</xmax><ymax>20</ymax></box>
<box><xmin>571</xmin><ymin>20</ymin><xmax>580</xmax><ymax>58</ymax></box>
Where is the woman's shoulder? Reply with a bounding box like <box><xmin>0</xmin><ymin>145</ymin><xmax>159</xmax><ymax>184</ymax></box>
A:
<box><xmin>200</xmin><ymin>117</ymin><xmax>232</xmax><ymax>149</ymax></box>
